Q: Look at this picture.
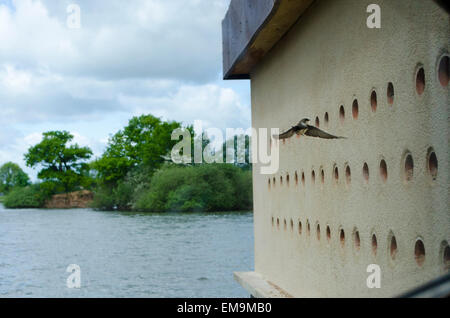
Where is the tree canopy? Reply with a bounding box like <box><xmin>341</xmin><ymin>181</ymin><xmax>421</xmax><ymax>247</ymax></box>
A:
<box><xmin>24</xmin><ymin>131</ymin><xmax>93</xmax><ymax>193</ymax></box>
<box><xmin>133</xmin><ymin>164</ymin><xmax>252</xmax><ymax>212</ymax></box>
<box><xmin>0</xmin><ymin>162</ymin><xmax>30</xmax><ymax>194</ymax></box>
<box><xmin>92</xmin><ymin>114</ymin><xmax>181</xmax><ymax>186</ymax></box>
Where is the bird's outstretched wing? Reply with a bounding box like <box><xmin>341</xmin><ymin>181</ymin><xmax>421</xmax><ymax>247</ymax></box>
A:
<box><xmin>305</xmin><ymin>126</ymin><xmax>346</xmax><ymax>139</ymax></box>
<box><xmin>273</xmin><ymin>127</ymin><xmax>296</xmax><ymax>140</ymax></box>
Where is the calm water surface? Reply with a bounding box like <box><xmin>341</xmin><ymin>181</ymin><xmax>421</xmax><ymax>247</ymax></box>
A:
<box><xmin>0</xmin><ymin>204</ymin><xmax>253</xmax><ymax>297</ymax></box>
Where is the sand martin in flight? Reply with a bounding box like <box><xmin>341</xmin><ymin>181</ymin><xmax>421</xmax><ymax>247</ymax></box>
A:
<box><xmin>273</xmin><ymin>118</ymin><xmax>346</xmax><ymax>140</ymax></box>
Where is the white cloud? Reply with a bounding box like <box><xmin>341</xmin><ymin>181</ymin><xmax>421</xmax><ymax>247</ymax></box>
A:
<box><xmin>70</xmin><ymin>131</ymin><xmax>108</xmax><ymax>158</ymax></box>
<box><xmin>1</xmin><ymin>65</ymin><xmax>32</xmax><ymax>92</ymax></box>
<box><xmin>0</xmin><ymin>0</ymin><xmax>251</xmax><ymax>180</ymax></box>
<box><xmin>0</xmin><ymin>0</ymin><xmax>229</xmax><ymax>82</ymax></box>
<box><xmin>23</xmin><ymin>132</ymin><xmax>42</xmax><ymax>146</ymax></box>
<box><xmin>119</xmin><ymin>83</ymin><xmax>250</xmax><ymax>130</ymax></box>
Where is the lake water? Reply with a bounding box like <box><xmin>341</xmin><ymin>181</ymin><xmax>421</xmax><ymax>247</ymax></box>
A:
<box><xmin>0</xmin><ymin>204</ymin><xmax>253</xmax><ymax>297</ymax></box>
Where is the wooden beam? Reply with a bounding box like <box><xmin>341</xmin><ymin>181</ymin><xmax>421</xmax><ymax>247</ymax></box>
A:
<box><xmin>222</xmin><ymin>0</ymin><xmax>314</xmax><ymax>80</ymax></box>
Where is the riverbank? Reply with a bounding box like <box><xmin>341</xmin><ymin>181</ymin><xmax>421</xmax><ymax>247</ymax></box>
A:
<box><xmin>2</xmin><ymin>187</ymin><xmax>94</xmax><ymax>210</ymax></box>
<box><xmin>44</xmin><ymin>190</ymin><xmax>93</xmax><ymax>209</ymax></box>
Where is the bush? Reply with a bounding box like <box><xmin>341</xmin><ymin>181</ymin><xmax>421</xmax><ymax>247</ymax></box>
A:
<box><xmin>91</xmin><ymin>166</ymin><xmax>150</xmax><ymax>211</ymax></box>
<box><xmin>133</xmin><ymin>164</ymin><xmax>252</xmax><ymax>212</ymax></box>
<box><xmin>90</xmin><ymin>185</ymin><xmax>117</xmax><ymax>211</ymax></box>
<box><xmin>3</xmin><ymin>184</ymin><xmax>50</xmax><ymax>209</ymax></box>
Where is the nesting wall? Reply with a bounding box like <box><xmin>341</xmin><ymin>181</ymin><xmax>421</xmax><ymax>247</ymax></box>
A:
<box><xmin>251</xmin><ymin>0</ymin><xmax>449</xmax><ymax>297</ymax></box>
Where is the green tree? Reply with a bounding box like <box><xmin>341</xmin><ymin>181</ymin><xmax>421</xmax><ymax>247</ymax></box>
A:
<box><xmin>0</xmin><ymin>162</ymin><xmax>30</xmax><ymax>194</ymax></box>
<box><xmin>24</xmin><ymin>131</ymin><xmax>93</xmax><ymax>193</ymax></box>
<box><xmin>92</xmin><ymin>115</ymin><xmax>181</xmax><ymax>186</ymax></box>
<box><xmin>134</xmin><ymin>164</ymin><xmax>252</xmax><ymax>212</ymax></box>
<box><xmin>3</xmin><ymin>184</ymin><xmax>49</xmax><ymax>209</ymax></box>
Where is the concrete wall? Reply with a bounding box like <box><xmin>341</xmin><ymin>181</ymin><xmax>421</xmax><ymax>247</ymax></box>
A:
<box><xmin>250</xmin><ymin>0</ymin><xmax>449</xmax><ymax>297</ymax></box>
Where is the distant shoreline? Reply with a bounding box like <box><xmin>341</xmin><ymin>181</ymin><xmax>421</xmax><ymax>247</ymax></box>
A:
<box><xmin>0</xmin><ymin>202</ymin><xmax>253</xmax><ymax>214</ymax></box>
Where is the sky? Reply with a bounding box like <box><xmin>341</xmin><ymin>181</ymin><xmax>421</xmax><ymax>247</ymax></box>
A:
<box><xmin>0</xmin><ymin>0</ymin><xmax>251</xmax><ymax>180</ymax></box>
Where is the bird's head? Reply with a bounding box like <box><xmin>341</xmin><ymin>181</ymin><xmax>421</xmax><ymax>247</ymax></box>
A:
<box><xmin>298</xmin><ymin>118</ymin><xmax>310</xmax><ymax>127</ymax></box>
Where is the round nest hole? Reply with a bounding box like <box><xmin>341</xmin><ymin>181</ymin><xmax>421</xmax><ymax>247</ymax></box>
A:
<box><xmin>372</xmin><ymin>234</ymin><xmax>378</xmax><ymax>255</ymax></box>
<box><xmin>416</xmin><ymin>67</ymin><xmax>425</xmax><ymax>95</ymax></box>
<box><xmin>390</xmin><ymin>235</ymin><xmax>398</xmax><ymax>260</ymax></box>
<box><xmin>334</xmin><ymin>166</ymin><xmax>339</xmax><ymax>183</ymax></box>
<box><xmin>354</xmin><ymin>231</ymin><xmax>361</xmax><ymax>251</ymax></box>
<box><xmin>404</xmin><ymin>154</ymin><xmax>414</xmax><ymax>182</ymax></box>
<box><xmin>345</xmin><ymin>165</ymin><xmax>351</xmax><ymax>184</ymax></box>
<box><xmin>415</xmin><ymin>239</ymin><xmax>425</xmax><ymax>267</ymax></box>
<box><xmin>443</xmin><ymin>243</ymin><xmax>450</xmax><ymax>271</ymax></box>
<box><xmin>363</xmin><ymin>163</ymin><xmax>369</xmax><ymax>183</ymax></box>
<box><xmin>427</xmin><ymin>149</ymin><xmax>438</xmax><ymax>180</ymax></box>
<box><xmin>387</xmin><ymin>82</ymin><xmax>395</xmax><ymax>105</ymax></box>
<box><xmin>339</xmin><ymin>105</ymin><xmax>345</xmax><ymax>123</ymax></box>
<box><xmin>370</xmin><ymin>90</ymin><xmax>377</xmax><ymax>112</ymax></box>
<box><xmin>380</xmin><ymin>160</ymin><xmax>388</xmax><ymax>182</ymax></box>
<box><xmin>352</xmin><ymin>99</ymin><xmax>359</xmax><ymax>119</ymax></box>
<box><xmin>438</xmin><ymin>55</ymin><xmax>449</xmax><ymax>87</ymax></box>
<box><xmin>340</xmin><ymin>229</ymin><xmax>345</xmax><ymax>247</ymax></box>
